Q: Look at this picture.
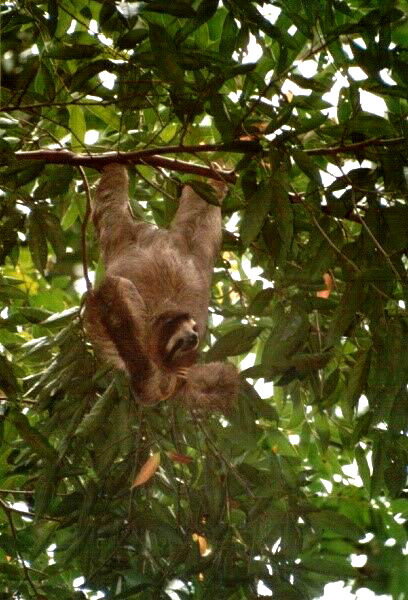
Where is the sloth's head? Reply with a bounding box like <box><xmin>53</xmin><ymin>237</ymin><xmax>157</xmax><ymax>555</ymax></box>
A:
<box><xmin>147</xmin><ymin>310</ymin><xmax>199</xmax><ymax>371</ymax></box>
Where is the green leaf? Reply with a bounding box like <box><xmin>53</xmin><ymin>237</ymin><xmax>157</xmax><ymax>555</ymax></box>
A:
<box><xmin>34</xmin><ymin>63</ymin><xmax>55</xmax><ymax>98</ymax></box>
<box><xmin>70</xmin><ymin>59</ymin><xmax>113</xmax><ymax>91</ymax></box>
<box><xmin>61</xmin><ymin>199</ymin><xmax>79</xmax><ymax>230</ymax></box>
<box><xmin>308</xmin><ymin>510</ymin><xmax>364</xmax><ymax>539</ymax></box>
<box><xmin>345</xmin><ymin>350</ymin><xmax>370</xmax><ymax>408</ymax></box>
<box><xmin>301</xmin><ymin>556</ymin><xmax>356</xmax><ymax>578</ymax></box>
<box><xmin>230</xmin><ymin>0</ymin><xmax>297</xmax><ymax>47</ymax></box>
<box><xmin>208</xmin><ymin>94</ymin><xmax>233</xmax><ymax>142</ymax></box>
<box><xmin>174</xmin><ymin>0</ymin><xmax>219</xmax><ymax>43</ymax></box>
<box><xmin>149</xmin><ymin>23</ymin><xmax>185</xmax><ymax>86</ymax></box>
<box><xmin>45</xmin><ymin>43</ymin><xmax>100</xmax><ymax>59</ymax></box>
<box><xmin>0</xmin><ymin>354</ymin><xmax>20</xmax><ymax>393</ymax></box>
<box><xmin>47</xmin><ymin>0</ymin><xmax>58</xmax><ymax>36</ymax></box>
<box><xmin>68</xmin><ymin>105</ymin><xmax>86</xmax><ymax>152</ymax></box>
<box><xmin>42</xmin><ymin>212</ymin><xmax>66</xmax><ymax>259</ymax></box>
<box><xmin>117</xmin><ymin>28</ymin><xmax>149</xmax><ymax>50</ymax></box>
<box><xmin>269</xmin><ymin>176</ymin><xmax>293</xmax><ymax>263</ymax></box>
<box><xmin>86</xmin><ymin>103</ymin><xmax>121</xmax><ymax>131</ymax></box>
<box><xmin>219</xmin><ymin>12</ymin><xmax>238</xmax><ymax>56</ymax></box>
<box><xmin>326</xmin><ymin>282</ymin><xmax>366</xmax><ymax>347</ymax></box>
<box><xmin>355</xmin><ymin>444</ymin><xmax>371</xmax><ymax>489</ymax></box>
<box><xmin>206</xmin><ymin>325</ymin><xmax>262</xmax><ymax>361</ymax></box>
<box><xmin>371</xmin><ymin>437</ymin><xmax>385</xmax><ymax>498</ymax></box>
<box><xmin>27</xmin><ymin>212</ymin><xmax>48</xmax><ymax>275</ymax></box>
<box><xmin>262</xmin><ymin>308</ymin><xmax>309</xmax><ymax>365</ymax></box>
<box><xmin>268</xmin><ymin>429</ymin><xmax>298</xmax><ymax>457</ymax></box>
<box><xmin>186</xmin><ymin>180</ymin><xmax>219</xmax><ymax>205</ymax></box>
<box><xmin>292</xmin><ymin>148</ymin><xmax>322</xmax><ymax>185</ymax></box>
<box><xmin>240</xmin><ymin>180</ymin><xmax>274</xmax><ymax>246</ymax></box>
<box><xmin>9</xmin><ymin>411</ymin><xmax>58</xmax><ymax>462</ymax></box>
<box><xmin>314</xmin><ymin>412</ymin><xmax>330</xmax><ymax>451</ymax></box>
<box><xmin>75</xmin><ymin>381</ymin><xmax>118</xmax><ymax>437</ymax></box>
<box><xmin>34</xmin><ymin>464</ymin><xmax>57</xmax><ymax>519</ymax></box>
<box><xmin>40</xmin><ymin>307</ymin><xmax>79</xmax><ymax>327</ymax></box>
<box><xmin>141</xmin><ymin>0</ymin><xmax>196</xmax><ymax>18</ymax></box>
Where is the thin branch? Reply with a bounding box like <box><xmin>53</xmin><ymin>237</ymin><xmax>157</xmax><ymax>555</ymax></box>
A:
<box><xmin>301</xmin><ymin>199</ymin><xmax>392</xmax><ymax>301</ymax></box>
<box><xmin>0</xmin><ymin>498</ymin><xmax>40</xmax><ymax>598</ymax></box>
<box><xmin>356</xmin><ymin>211</ymin><xmax>405</xmax><ymax>282</ymax></box>
<box><xmin>335</xmin><ymin>161</ymin><xmax>406</xmax><ymax>283</ymax></box>
<box><xmin>78</xmin><ymin>166</ymin><xmax>93</xmax><ymax>292</ymax></box>
<box><xmin>0</xmin><ymin>489</ymin><xmax>34</xmax><ymax>495</ymax></box>
<box><xmin>135</xmin><ymin>166</ymin><xmax>177</xmax><ymax>201</ymax></box>
<box><xmin>194</xmin><ymin>419</ymin><xmax>255</xmax><ymax>500</ymax></box>
<box><xmin>0</xmin><ymin>93</ymin><xmax>167</xmax><ymax>113</ymax></box>
<box><xmin>306</xmin><ymin>136</ymin><xmax>405</xmax><ymax>156</ymax></box>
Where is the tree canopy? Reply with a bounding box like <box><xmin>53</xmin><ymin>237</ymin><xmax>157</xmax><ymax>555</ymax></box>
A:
<box><xmin>1</xmin><ymin>0</ymin><xmax>408</xmax><ymax>598</ymax></box>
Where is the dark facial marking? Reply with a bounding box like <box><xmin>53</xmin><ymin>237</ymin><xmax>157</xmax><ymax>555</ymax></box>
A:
<box><xmin>153</xmin><ymin>311</ymin><xmax>198</xmax><ymax>366</ymax></box>
<box><xmin>154</xmin><ymin>311</ymin><xmax>190</xmax><ymax>342</ymax></box>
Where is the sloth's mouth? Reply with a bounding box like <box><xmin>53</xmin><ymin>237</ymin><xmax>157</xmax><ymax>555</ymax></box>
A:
<box><xmin>168</xmin><ymin>332</ymin><xmax>199</xmax><ymax>361</ymax></box>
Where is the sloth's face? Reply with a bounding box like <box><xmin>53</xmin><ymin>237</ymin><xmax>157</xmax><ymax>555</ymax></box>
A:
<box><xmin>149</xmin><ymin>311</ymin><xmax>199</xmax><ymax>370</ymax></box>
<box><xmin>165</xmin><ymin>317</ymin><xmax>199</xmax><ymax>360</ymax></box>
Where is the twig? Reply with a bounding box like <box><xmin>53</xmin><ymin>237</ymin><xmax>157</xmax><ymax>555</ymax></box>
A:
<box><xmin>306</xmin><ymin>136</ymin><xmax>405</xmax><ymax>156</ymax></box>
<box><xmin>78</xmin><ymin>166</ymin><xmax>93</xmax><ymax>292</ymax></box>
<box><xmin>0</xmin><ymin>498</ymin><xmax>40</xmax><ymax>598</ymax></box>
<box><xmin>301</xmin><ymin>199</ymin><xmax>391</xmax><ymax>301</ymax></box>
<box><xmin>195</xmin><ymin>419</ymin><xmax>255</xmax><ymax>500</ymax></box>
<box><xmin>135</xmin><ymin>165</ymin><xmax>177</xmax><ymax>201</ymax></box>
<box><xmin>0</xmin><ymin>489</ymin><xmax>34</xmax><ymax>495</ymax></box>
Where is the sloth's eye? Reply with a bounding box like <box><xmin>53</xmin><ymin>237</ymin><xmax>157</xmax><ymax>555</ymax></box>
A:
<box><xmin>192</xmin><ymin>324</ymin><xmax>198</xmax><ymax>333</ymax></box>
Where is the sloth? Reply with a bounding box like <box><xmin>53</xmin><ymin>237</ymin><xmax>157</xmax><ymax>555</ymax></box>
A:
<box><xmin>84</xmin><ymin>163</ymin><xmax>239</xmax><ymax>410</ymax></box>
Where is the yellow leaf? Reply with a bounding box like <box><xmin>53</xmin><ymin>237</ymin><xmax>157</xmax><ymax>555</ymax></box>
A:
<box><xmin>131</xmin><ymin>453</ymin><xmax>160</xmax><ymax>488</ymax></box>
<box><xmin>317</xmin><ymin>272</ymin><xmax>334</xmax><ymax>299</ymax></box>
<box><xmin>285</xmin><ymin>90</ymin><xmax>294</xmax><ymax>103</ymax></box>
<box><xmin>192</xmin><ymin>533</ymin><xmax>209</xmax><ymax>557</ymax></box>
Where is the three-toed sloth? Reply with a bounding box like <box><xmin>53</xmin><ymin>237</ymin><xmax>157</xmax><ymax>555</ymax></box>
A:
<box><xmin>84</xmin><ymin>164</ymin><xmax>239</xmax><ymax>410</ymax></box>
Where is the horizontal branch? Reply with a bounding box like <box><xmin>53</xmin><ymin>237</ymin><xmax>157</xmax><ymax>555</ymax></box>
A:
<box><xmin>16</xmin><ymin>134</ymin><xmax>405</xmax><ymax>171</ymax></box>
<box><xmin>16</xmin><ymin>149</ymin><xmax>239</xmax><ymax>183</ymax></box>
<box><xmin>306</xmin><ymin>136</ymin><xmax>405</xmax><ymax>156</ymax></box>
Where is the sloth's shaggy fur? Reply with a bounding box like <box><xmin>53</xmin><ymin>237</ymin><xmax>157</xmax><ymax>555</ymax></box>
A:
<box><xmin>84</xmin><ymin>164</ymin><xmax>239</xmax><ymax>410</ymax></box>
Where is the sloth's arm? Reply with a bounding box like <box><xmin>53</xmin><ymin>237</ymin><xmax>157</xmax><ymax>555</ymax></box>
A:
<box><xmin>170</xmin><ymin>184</ymin><xmax>224</xmax><ymax>272</ymax></box>
<box><xmin>84</xmin><ymin>275</ymin><xmax>178</xmax><ymax>404</ymax></box>
<box><xmin>92</xmin><ymin>164</ymin><xmax>140</xmax><ymax>264</ymax></box>
<box><xmin>84</xmin><ymin>275</ymin><xmax>148</xmax><ymax>375</ymax></box>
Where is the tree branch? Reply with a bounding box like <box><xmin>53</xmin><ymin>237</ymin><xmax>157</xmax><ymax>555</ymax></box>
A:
<box><xmin>78</xmin><ymin>165</ymin><xmax>93</xmax><ymax>292</ymax></box>
<box><xmin>0</xmin><ymin>498</ymin><xmax>40</xmax><ymax>598</ymax></box>
<box><xmin>306</xmin><ymin>136</ymin><xmax>405</xmax><ymax>156</ymax></box>
<box><xmin>15</xmin><ymin>136</ymin><xmax>405</xmax><ymax>181</ymax></box>
<box><xmin>16</xmin><ymin>149</ymin><xmax>240</xmax><ymax>182</ymax></box>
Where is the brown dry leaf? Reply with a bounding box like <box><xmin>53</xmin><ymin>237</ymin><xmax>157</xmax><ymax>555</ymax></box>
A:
<box><xmin>317</xmin><ymin>272</ymin><xmax>334</xmax><ymax>299</ymax></box>
<box><xmin>168</xmin><ymin>451</ymin><xmax>192</xmax><ymax>464</ymax></box>
<box><xmin>192</xmin><ymin>533</ymin><xmax>208</xmax><ymax>557</ymax></box>
<box><xmin>285</xmin><ymin>90</ymin><xmax>294</xmax><ymax>103</ymax></box>
<box><xmin>131</xmin><ymin>452</ymin><xmax>160</xmax><ymax>488</ymax></box>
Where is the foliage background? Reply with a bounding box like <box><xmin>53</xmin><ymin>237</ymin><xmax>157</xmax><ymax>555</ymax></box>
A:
<box><xmin>0</xmin><ymin>0</ymin><xmax>408</xmax><ymax>598</ymax></box>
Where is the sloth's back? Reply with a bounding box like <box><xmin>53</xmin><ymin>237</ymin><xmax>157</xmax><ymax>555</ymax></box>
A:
<box><xmin>107</xmin><ymin>227</ymin><xmax>211</xmax><ymax>335</ymax></box>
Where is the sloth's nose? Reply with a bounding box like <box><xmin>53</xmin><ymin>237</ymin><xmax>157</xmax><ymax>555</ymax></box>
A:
<box><xmin>185</xmin><ymin>331</ymin><xmax>198</xmax><ymax>348</ymax></box>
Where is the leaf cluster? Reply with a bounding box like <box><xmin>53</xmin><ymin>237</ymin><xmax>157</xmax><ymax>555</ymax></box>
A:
<box><xmin>0</xmin><ymin>0</ymin><xmax>408</xmax><ymax>598</ymax></box>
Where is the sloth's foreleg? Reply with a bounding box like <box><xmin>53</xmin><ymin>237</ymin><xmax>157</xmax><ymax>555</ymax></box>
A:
<box><xmin>92</xmin><ymin>164</ymin><xmax>139</xmax><ymax>264</ymax></box>
<box><xmin>170</xmin><ymin>184</ymin><xmax>224</xmax><ymax>271</ymax></box>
